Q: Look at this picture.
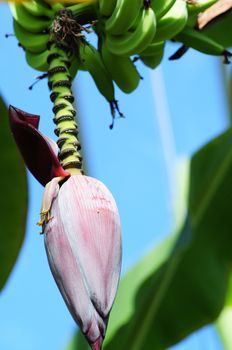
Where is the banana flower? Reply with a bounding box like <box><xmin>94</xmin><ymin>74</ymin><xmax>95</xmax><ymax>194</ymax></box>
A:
<box><xmin>9</xmin><ymin>106</ymin><xmax>122</xmax><ymax>350</ymax></box>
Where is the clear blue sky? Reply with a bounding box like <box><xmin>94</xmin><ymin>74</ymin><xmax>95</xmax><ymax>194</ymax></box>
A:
<box><xmin>0</xmin><ymin>3</ymin><xmax>229</xmax><ymax>349</ymax></box>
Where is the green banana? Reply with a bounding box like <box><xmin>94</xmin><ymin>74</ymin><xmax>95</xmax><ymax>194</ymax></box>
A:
<box><xmin>22</xmin><ymin>0</ymin><xmax>53</xmax><ymax>18</ymax></box>
<box><xmin>106</xmin><ymin>6</ymin><xmax>156</xmax><ymax>56</ymax></box>
<box><xmin>187</xmin><ymin>0</ymin><xmax>217</xmax><ymax>26</ymax></box>
<box><xmin>101</xmin><ymin>40</ymin><xmax>140</xmax><ymax>93</ymax></box>
<box><xmin>202</xmin><ymin>9</ymin><xmax>232</xmax><ymax>48</ymax></box>
<box><xmin>78</xmin><ymin>43</ymin><xmax>115</xmax><ymax>102</ymax></box>
<box><xmin>105</xmin><ymin>0</ymin><xmax>143</xmax><ymax>35</ymax></box>
<box><xmin>139</xmin><ymin>41</ymin><xmax>165</xmax><ymax>68</ymax></box>
<box><xmin>47</xmin><ymin>2</ymin><xmax>64</xmax><ymax>12</ymax></box>
<box><xmin>10</xmin><ymin>3</ymin><xmax>51</xmax><ymax>33</ymax></box>
<box><xmin>150</xmin><ymin>0</ymin><xmax>176</xmax><ymax>20</ymax></box>
<box><xmin>13</xmin><ymin>20</ymin><xmax>49</xmax><ymax>53</ymax></box>
<box><xmin>139</xmin><ymin>40</ymin><xmax>164</xmax><ymax>56</ymax></box>
<box><xmin>99</xmin><ymin>0</ymin><xmax>117</xmax><ymax>16</ymax></box>
<box><xmin>174</xmin><ymin>26</ymin><xmax>229</xmax><ymax>57</ymax></box>
<box><xmin>26</xmin><ymin>48</ymin><xmax>79</xmax><ymax>77</ymax></box>
<box><xmin>26</xmin><ymin>49</ymin><xmax>50</xmax><ymax>71</ymax></box>
<box><xmin>140</xmin><ymin>50</ymin><xmax>164</xmax><ymax>68</ymax></box>
<box><xmin>154</xmin><ymin>0</ymin><xmax>188</xmax><ymax>42</ymax></box>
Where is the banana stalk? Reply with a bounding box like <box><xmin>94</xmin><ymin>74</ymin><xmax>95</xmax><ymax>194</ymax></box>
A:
<box><xmin>47</xmin><ymin>43</ymin><xmax>83</xmax><ymax>174</ymax></box>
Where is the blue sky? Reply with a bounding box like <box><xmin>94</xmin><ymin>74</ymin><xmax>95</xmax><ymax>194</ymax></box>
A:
<box><xmin>0</xmin><ymin>3</ymin><xmax>230</xmax><ymax>349</ymax></box>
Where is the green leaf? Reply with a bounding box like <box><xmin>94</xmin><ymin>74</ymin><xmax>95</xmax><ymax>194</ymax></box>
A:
<box><xmin>217</xmin><ymin>306</ymin><xmax>232</xmax><ymax>349</ymax></box>
<box><xmin>65</xmin><ymin>331</ymin><xmax>90</xmax><ymax>350</ymax></box>
<box><xmin>216</xmin><ymin>292</ymin><xmax>232</xmax><ymax>349</ymax></box>
<box><xmin>66</xmin><ymin>128</ymin><xmax>232</xmax><ymax>350</ymax></box>
<box><xmin>104</xmin><ymin>128</ymin><xmax>232</xmax><ymax>350</ymax></box>
<box><xmin>0</xmin><ymin>96</ymin><xmax>28</xmax><ymax>290</ymax></box>
<box><xmin>215</xmin><ymin>274</ymin><xmax>232</xmax><ymax>349</ymax></box>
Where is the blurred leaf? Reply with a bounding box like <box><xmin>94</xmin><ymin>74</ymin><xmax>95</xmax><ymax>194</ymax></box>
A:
<box><xmin>0</xmin><ymin>96</ymin><xmax>28</xmax><ymax>290</ymax></box>
<box><xmin>65</xmin><ymin>330</ymin><xmax>90</xmax><ymax>350</ymax></box>
<box><xmin>216</xmin><ymin>304</ymin><xmax>232</xmax><ymax>348</ymax></box>
<box><xmin>66</xmin><ymin>128</ymin><xmax>232</xmax><ymax>350</ymax></box>
<box><xmin>215</xmin><ymin>274</ymin><xmax>232</xmax><ymax>349</ymax></box>
<box><xmin>220</xmin><ymin>64</ymin><xmax>232</xmax><ymax>123</ymax></box>
<box><xmin>106</xmin><ymin>129</ymin><xmax>232</xmax><ymax>350</ymax></box>
<box><xmin>104</xmin><ymin>128</ymin><xmax>232</xmax><ymax>350</ymax></box>
<box><xmin>7</xmin><ymin>0</ymin><xmax>96</xmax><ymax>3</ymax></box>
<box><xmin>173</xmin><ymin>158</ymin><xmax>190</xmax><ymax>228</ymax></box>
<box><xmin>107</xmin><ymin>128</ymin><xmax>232</xmax><ymax>349</ymax></box>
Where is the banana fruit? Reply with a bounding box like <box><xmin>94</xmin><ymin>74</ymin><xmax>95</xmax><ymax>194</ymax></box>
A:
<box><xmin>99</xmin><ymin>0</ymin><xmax>117</xmax><ymax>17</ymax></box>
<box><xmin>139</xmin><ymin>40</ymin><xmax>164</xmax><ymax>56</ymax></box>
<box><xmin>139</xmin><ymin>40</ymin><xmax>165</xmax><ymax>68</ymax></box>
<box><xmin>150</xmin><ymin>0</ymin><xmax>176</xmax><ymax>20</ymax></box>
<box><xmin>10</xmin><ymin>3</ymin><xmax>52</xmax><ymax>33</ymax></box>
<box><xmin>105</xmin><ymin>0</ymin><xmax>143</xmax><ymax>35</ymax></box>
<box><xmin>13</xmin><ymin>20</ymin><xmax>49</xmax><ymax>53</ymax></box>
<box><xmin>154</xmin><ymin>0</ymin><xmax>188</xmax><ymax>42</ymax></box>
<box><xmin>25</xmin><ymin>49</ymin><xmax>50</xmax><ymax>71</ymax></box>
<box><xmin>22</xmin><ymin>0</ymin><xmax>53</xmax><ymax>18</ymax></box>
<box><xmin>106</xmin><ymin>6</ymin><xmax>156</xmax><ymax>56</ymax></box>
<box><xmin>140</xmin><ymin>51</ymin><xmax>163</xmax><ymax>69</ymax></box>
<box><xmin>101</xmin><ymin>40</ymin><xmax>140</xmax><ymax>93</ymax></box>
<box><xmin>174</xmin><ymin>26</ymin><xmax>230</xmax><ymax>57</ymax></box>
<box><xmin>78</xmin><ymin>43</ymin><xmax>116</xmax><ymax>102</ymax></box>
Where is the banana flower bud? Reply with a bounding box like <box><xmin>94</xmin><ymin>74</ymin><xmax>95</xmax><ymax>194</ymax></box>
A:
<box><xmin>8</xmin><ymin>106</ymin><xmax>122</xmax><ymax>350</ymax></box>
<box><xmin>42</xmin><ymin>175</ymin><xmax>121</xmax><ymax>349</ymax></box>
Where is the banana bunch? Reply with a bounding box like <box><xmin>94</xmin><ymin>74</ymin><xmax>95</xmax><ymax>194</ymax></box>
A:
<box><xmin>10</xmin><ymin>0</ymin><xmax>122</xmax><ymax>114</ymax></box>
<box><xmin>96</xmin><ymin>0</ymin><xmax>190</xmax><ymax>91</ymax></box>
<box><xmin>10</xmin><ymin>1</ymin><xmax>99</xmax><ymax>73</ymax></box>
<box><xmin>11</xmin><ymin>1</ymin><xmax>59</xmax><ymax>70</ymax></box>
<box><xmin>10</xmin><ymin>0</ymin><xmax>231</xmax><ymax>109</ymax></box>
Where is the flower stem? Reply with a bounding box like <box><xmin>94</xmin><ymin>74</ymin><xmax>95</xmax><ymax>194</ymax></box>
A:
<box><xmin>47</xmin><ymin>43</ymin><xmax>83</xmax><ymax>175</ymax></box>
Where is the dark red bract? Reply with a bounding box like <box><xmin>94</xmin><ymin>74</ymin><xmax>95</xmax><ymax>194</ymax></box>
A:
<box><xmin>9</xmin><ymin>106</ymin><xmax>69</xmax><ymax>186</ymax></box>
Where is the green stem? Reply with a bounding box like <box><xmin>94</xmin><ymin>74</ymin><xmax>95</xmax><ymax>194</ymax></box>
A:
<box><xmin>47</xmin><ymin>43</ymin><xmax>83</xmax><ymax>175</ymax></box>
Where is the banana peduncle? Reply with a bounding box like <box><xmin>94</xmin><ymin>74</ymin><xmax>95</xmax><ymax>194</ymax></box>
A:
<box><xmin>47</xmin><ymin>43</ymin><xmax>83</xmax><ymax>175</ymax></box>
<box><xmin>47</xmin><ymin>8</ymin><xmax>86</xmax><ymax>175</ymax></box>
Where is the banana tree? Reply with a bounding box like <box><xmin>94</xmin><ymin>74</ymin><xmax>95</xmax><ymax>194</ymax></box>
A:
<box><xmin>1</xmin><ymin>0</ymin><xmax>232</xmax><ymax>349</ymax></box>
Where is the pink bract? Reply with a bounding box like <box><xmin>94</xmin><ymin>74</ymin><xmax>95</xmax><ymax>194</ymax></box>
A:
<box><xmin>44</xmin><ymin>175</ymin><xmax>122</xmax><ymax>349</ymax></box>
<box><xmin>8</xmin><ymin>106</ymin><xmax>69</xmax><ymax>186</ymax></box>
